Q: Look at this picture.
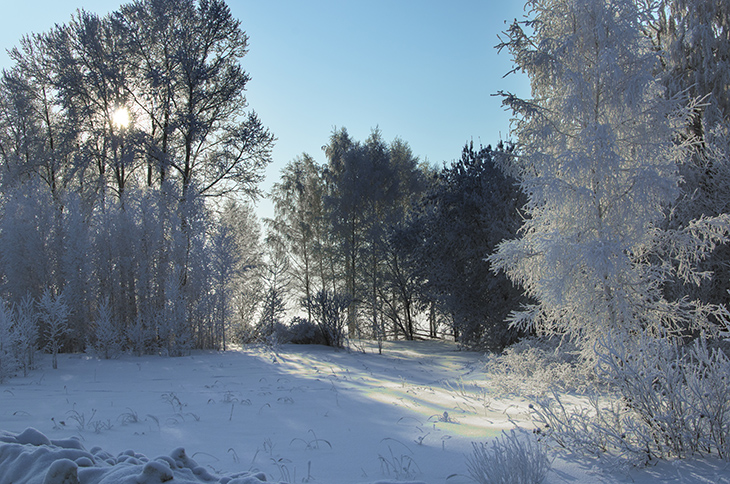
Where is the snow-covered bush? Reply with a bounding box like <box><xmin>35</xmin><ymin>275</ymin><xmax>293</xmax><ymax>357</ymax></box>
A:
<box><xmin>532</xmin><ymin>334</ymin><xmax>730</xmax><ymax>468</ymax></box>
<box><xmin>229</xmin><ymin>320</ymin><xmax>258</xmax><ymax>344</ymax></box>
<box><xmin>88</xmin><ymin>298</ymin><xmax>121</xmax><ymax>359</ymax></box>
<box><xmin>485</xmin><ymin>337</ymin><xmax>594</xmax><ymax>396</ymax></box>
<box><xmin>466</xmin><ymin>429</ymin><xmax>551</xmax><ymax>484</ymax></box>
<box><xmin>262</xmin><ymin>321</ymin><xmax>291</xmax><ymax>348</ymax></box>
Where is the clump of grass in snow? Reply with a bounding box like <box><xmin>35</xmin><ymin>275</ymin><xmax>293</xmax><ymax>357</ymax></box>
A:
<box><xmin>378</xmin><ymin>438</ymin><xmax>421</xmax><ymax>480</ymax></box>
<box><xmin>118</xmin><ymin>408</ymin><xmax>139</xmax><ymax>425</ymax></box>
<box><xmin>161</xmin><ymin>392</ymin><xmax>184</xmax><ymax>412</ymax></box>
<box><xmin>290</xmin><ymin>430</ymin><xmax>332</xmax><ymax>450</ymax></box>
<box><xmin>66</xmin><ymin>408</ymin><xmax>97</xmax><ymax>431</ymax></box>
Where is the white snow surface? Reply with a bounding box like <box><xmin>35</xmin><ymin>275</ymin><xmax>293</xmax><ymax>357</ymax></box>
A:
<box><xmin>1</xmin><ymin>340</ymin><xmax>729</xmax><ymax>483</ymax></box>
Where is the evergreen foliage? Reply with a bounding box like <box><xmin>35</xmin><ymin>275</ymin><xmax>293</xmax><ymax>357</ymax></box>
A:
<box><xmin>399</xmin><ymin>142</ymin><xmax>525</xmax><ymax>350</ymax></box>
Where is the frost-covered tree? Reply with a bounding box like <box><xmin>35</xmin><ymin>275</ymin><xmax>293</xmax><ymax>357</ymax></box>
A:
<box><xmin>60</xmin><ymin>194</ymin><xmax>94</xmax><ymax>350</ymax></box>
<box><xmin>209</xmin><ymin>221</ymin><xmax>240</xmax><ymax>351</ymax></box>
<box><xmin>650</xmin><ymin>0</ymin><xmax>730</xmax><ymax>309</ymax></box>
<box><xmin>0</xmin><ymin>298</ymin><xmax>17</xmax><ymax>382</ymax></box>
<box><xmin>13</xmin><ymin>295</ymin><xmax>38</xmax><ymax>376</ymax></box>
<box><xmin>0</xmin><ymin>0</ymin><xmax>273</xmax><ymax>364</ymax></box>
<box><xmin>219</xmin><ymin>199</ymin><xmax>263</xmax><ymax>344</ymax></box>
<box><xmin>116</xmin><ymin>0</ymin><xmax>275</xmax><ymax>200</ymax></box>
<box><xmin>324</xmin><ymin>128</ymin><xmax>425</xmax><ymax>339</ymax></box>
<box><xmin>89</xmin><ymin>298</ymin><xmax>121</xmax><ymax>360</ymax></box>
<box><xmin>0</xmin><ymin>183</ymin><xmax>55</xmax><ymax>305</ymax></box>
<box><xmin>38</xmin><ymin>289</ymin><xmax>70</xmax><ymax>370</ymax></box>
<box><xmin>323</xmin><ymin>128</ymin><xmax>368</xmax><ymax>336</ymax></box>
<box><xmin>5</xmin><ymin>34</ymin><xmax>78</xmax><ymax>199</ymax></box>
<box><xmin>126</xmin><ymin>313</ymin><xmax>159</xmax><ymax>357</ymax></box>
<box><xmin>257</xmin><ymin>234</ymin><xmax>290</xmax><ymax>341</ymax></box>
<box><xmin>268</xmin><ymin>154</ymin><xmax>329</xmax><ymax>323</ymax></box>
<box><xmin>658</xmin><ymin>0</ymin><xmax>730</xmax><ymax>130</ymax></box>
<box><xmin>161</xmin><ymin>268</ymin><xmax>193</xmax><ymax>357</ymax></box>
<box><xmin>372</xmin><ymin>136</ymin><xmax>426</xmax><ymax>341</ymax></box>
<box><xmin>490</xmin><ymin>0</ymin><xmax>730</xmax><ymax>358</ymax></box>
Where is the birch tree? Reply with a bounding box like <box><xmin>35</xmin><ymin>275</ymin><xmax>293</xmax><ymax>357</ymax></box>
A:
<box><xmin>490</xmin><ymin>0</ymin><xmax>730</xmax><ymax>358</ymax></box>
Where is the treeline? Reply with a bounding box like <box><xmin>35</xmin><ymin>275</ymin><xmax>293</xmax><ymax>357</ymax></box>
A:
<box><xmin>255</xmin><ymin>130</ymin><xmax>525</xmax><ymax>351</ymax></box>
<box><xmin>0</xmin><ymin>0</ymin><xmax>527</xmax><ymax>377</ymax></box>
<box><xmin>4</xmin><ymin>0</ymin><xmax>728</xmax><ymax>385</ymax></box>
<box><xmin>0</xmin><ymin>0</ymin><xmax>274</xmax><ymax>377</ymax></box>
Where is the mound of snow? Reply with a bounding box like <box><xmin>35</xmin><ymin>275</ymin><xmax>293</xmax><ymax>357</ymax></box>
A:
<box><xmin>0</xmin><ymin>427</ymin><xmax>430</xmax><ymax>484</ymax></box>
<box><xmin>0</xmin><ymin>428</ymin><xmax>270</xmax><ymax>484</ymax></box>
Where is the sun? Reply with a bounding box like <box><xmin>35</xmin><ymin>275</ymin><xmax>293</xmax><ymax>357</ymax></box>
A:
<box><xmin>111</xmin><ymin>106</ymin><xmax>130</xmax><ymax>129</ymax></box>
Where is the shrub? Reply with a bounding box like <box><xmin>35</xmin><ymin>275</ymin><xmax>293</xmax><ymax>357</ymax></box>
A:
<box><xmin>230</xmin><ymin>320</ymin><xmax>258</xmax><ymax>345</ymax></box>
<box><xmin>466</xmin><ymin>429</ymin><xmax>551</xmax><ymax>484</ymax></box>
<box><xmin>306</xmin><ymin>290</ymin><xmax>350</xmax><ymax>348</ymax></box>
<box><xmin>532</xmin><ymin>334</ymin><xmax>730</xmax><ymax>468</ymax></box>
<box><xmin>126</xmin><ymin>313</ymin><xmax>159</xmax><ymax>356</ymax></box>
<box><xmin>485</xmin><ymin>336</ymin><xmax>595</xmax><ymax>396</ymax></box>
<box><xmin>287</xmin><ymin>317</ymin><xmax>326</xmax><ymax>345</ymax></box>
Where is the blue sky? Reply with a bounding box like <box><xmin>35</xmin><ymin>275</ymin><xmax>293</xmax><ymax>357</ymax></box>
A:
<box><xmin>0</xmin><ymin>0</ymin><xmax>529</xmax><ymax>219</ymax></box>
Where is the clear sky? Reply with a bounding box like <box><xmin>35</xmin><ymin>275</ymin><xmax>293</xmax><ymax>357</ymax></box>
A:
<box><xmin>0</xmin><ymin>0</ymin><xmax>530</xmax><ymax>219</ymax></box>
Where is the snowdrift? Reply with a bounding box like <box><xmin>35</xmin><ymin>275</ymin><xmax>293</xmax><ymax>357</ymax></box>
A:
<box><xmin>0</xmin><ymin>427</ymin><xmax>270</xmax><ymax>484</ymax></box>
<box><xmin>0</xmin><ymin>427</ymin><xmax>428</xmax><ymax>484</ymax></box>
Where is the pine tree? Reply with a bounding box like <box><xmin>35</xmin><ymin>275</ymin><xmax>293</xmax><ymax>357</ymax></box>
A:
<box><xmin>402</xmin><ymin>142</ymin><xmax>524</xmax><ymax>350</ymax></box>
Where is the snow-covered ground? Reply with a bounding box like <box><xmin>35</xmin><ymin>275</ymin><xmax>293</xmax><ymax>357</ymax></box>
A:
<box><xmin>1</xmin><ymin>340</ymin><xmax>730</xmax><ymax>483</ymax></box>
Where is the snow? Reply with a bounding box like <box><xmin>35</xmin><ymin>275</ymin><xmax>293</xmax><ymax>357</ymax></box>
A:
<box><xmin>1</xmin><ymin>340</ymin><xmax>729</xmax><ymax>483</ymax></box>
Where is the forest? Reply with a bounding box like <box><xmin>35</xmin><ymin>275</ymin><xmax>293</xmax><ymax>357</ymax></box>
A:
<box><xmin>0</xmin><ymin>0</ymin><xmax>728</xmax><ymax>362</ymax></box>
<box><xmin>0</xmin><ymin>0</ymin><xmax>531</xmax><ymax>371</ymax></box>
<box><xmin>1</xmin><ymin>0</ymin><xmax>730</xmax><ymax>475</ymax></box>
